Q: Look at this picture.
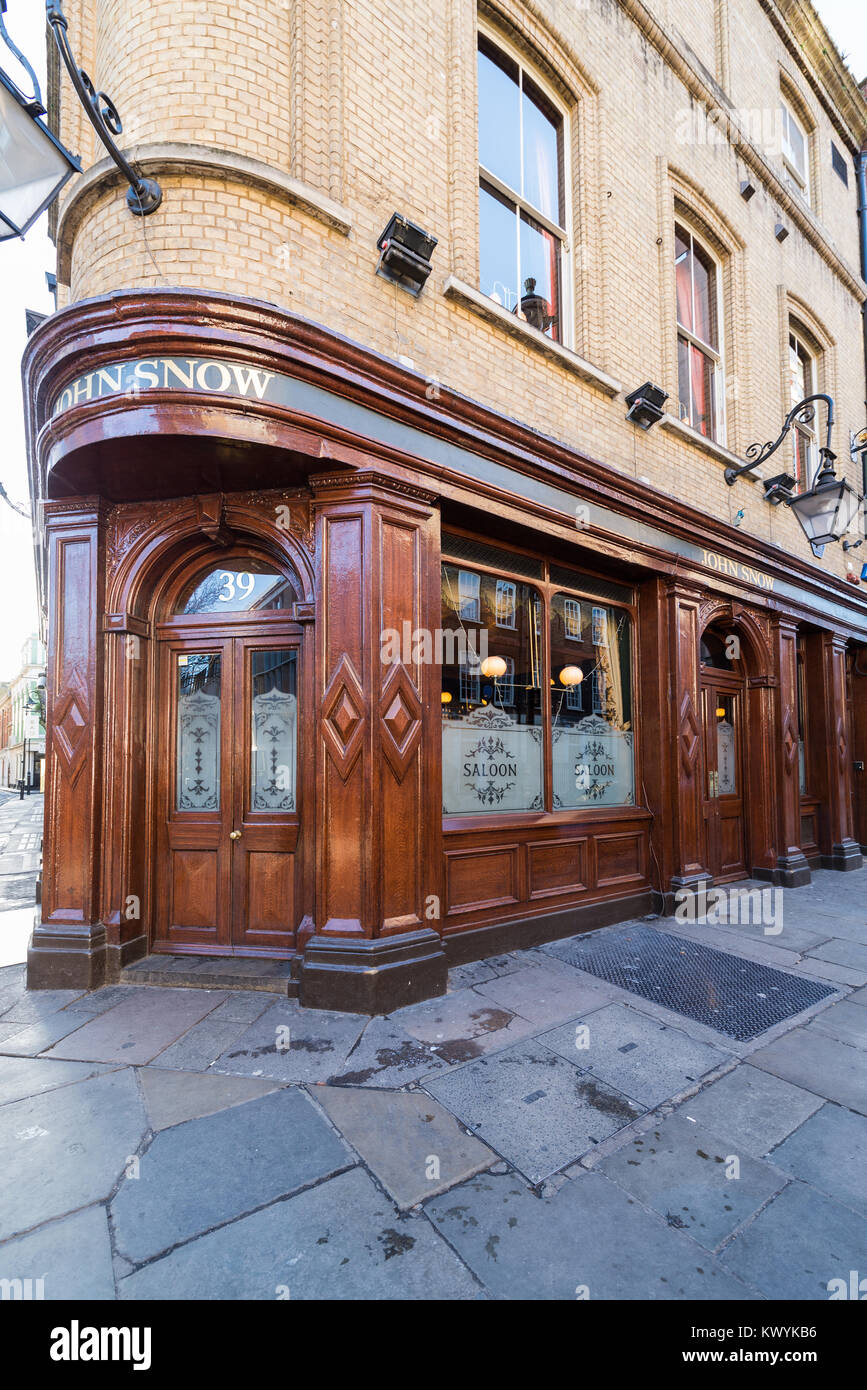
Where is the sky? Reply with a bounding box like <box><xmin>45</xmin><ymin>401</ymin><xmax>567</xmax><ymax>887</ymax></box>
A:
<box><xmin>0</xmin><ymin>1</ymin><xmax>865</xmax><ymax>686</ymax></box>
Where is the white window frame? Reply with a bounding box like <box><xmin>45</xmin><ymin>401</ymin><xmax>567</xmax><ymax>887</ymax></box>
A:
<box><xmin>564</xmin><ymin>598</ymin><xmax>582</xmax><ymax>640</ymax></box>
<box><xmin>459</xmin><ymin>651</ymin><xmax>481</xmax><ymax>704</ymax></box>
<box><xmin>675</xmin><ymin>222</ymin><xmax>726</xmax><ymax>446</ymax></box>
<box><xmin>458</xmin><ymin>569</ymin><xmax>480</xmax><ymax>623</ymax></box>
<box><xmin>780</xmin><ymin>97</ymin><xmax>810</xmax><ymax>203</ymax></box>
<box><xmin>477</xmin><ymin>20</ymin><xmax>573</xmax><ymax>349</ymax></box>
<box><xmin>788</xmin><ymin>328</ymin><xmax>817</xmax><ymax>491</ymax></box>
<box><xmin>495</xmin><ymin>578</ymin><xmax>517</xmax><ymax>628</ymax></box>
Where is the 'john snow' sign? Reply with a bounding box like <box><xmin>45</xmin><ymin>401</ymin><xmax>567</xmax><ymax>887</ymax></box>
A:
<box><xmin>52</xmin><ymin>358</ymin><xmax>279</xmax><ymax>417</ymax></box>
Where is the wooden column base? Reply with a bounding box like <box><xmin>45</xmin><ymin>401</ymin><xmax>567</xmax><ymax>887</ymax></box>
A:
<box><xmin>823</xmin><ymin>841</ymin><xmax>864</xmax><ymax>871</ymax></box>
<box><xmin>297</xmin><ymin>929</ymin><xmax>447</xmax><ymax>1014</ymax></box>
<box><xmin>27</xmin><ymin>921</ymin><xmax>107</xmax><ymax>991</ymax></box>
<box><xmin>766</xmin><ymin>850</ymin><xmax>812</xmax><ymax>887</ymax></box>
<box><xmin>661</xmin><ymin>871</ymin><xmax>713</xmax><ymax>916</ymax></box>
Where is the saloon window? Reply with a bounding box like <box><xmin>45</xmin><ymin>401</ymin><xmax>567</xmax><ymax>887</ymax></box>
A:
<box><xmin>550</xmin><ymin>593</ymin><xmax>633</xmax><ymax>809</ymax></box>
<box><xmin>477</xmin><ymin>33</ymin><xmax>568</xmax><ymax>344</ymax></box>
<box><xmin>441</xmin><ymin>561</ymin><xmax>635</xmax><ymax>816</ymax></box>
<box><xmin>442</xmin><ymin>563</ymin><xmax>543</xmax><ymax>814</ymax></box>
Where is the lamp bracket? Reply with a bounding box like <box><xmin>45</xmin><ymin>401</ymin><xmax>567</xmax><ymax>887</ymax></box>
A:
<box><xmin>46</xmin><ymin>1</ymin><xmax>162</xmax><ymax>215</ymax></box>
<box><xmin>724</xmin><ymin>393</ymin><xmax>835</xmax><ymax>487</ymax></box>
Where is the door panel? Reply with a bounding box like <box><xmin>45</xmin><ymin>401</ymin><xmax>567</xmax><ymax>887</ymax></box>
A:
<box><xmin>155</xmin><ymin>634</ymin><xmax>300</xmax><ymax>954</ymax></box>
<box><xmin>700</xmin><ymin>680</ymin><xmax>747</xmax><ymax>881</ymax></box>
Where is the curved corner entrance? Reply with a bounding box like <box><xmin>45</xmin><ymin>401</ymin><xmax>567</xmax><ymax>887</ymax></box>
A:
<box><xmin>153</xmin><ymin>553</ymin><xmax>304</xmax><ymax>956</ymax></box>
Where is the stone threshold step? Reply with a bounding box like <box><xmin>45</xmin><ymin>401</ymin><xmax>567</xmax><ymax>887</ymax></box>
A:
<box><xmin>122</xmin><ymin>955</ymin><xmax>294</xmax><ymax>994</ymax></box>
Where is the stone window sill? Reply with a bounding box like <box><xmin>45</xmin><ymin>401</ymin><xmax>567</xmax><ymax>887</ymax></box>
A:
<box><xmin>442</xmin><ymin>275</ymin><xmax>622</xmax><ymax>397</ymax></box>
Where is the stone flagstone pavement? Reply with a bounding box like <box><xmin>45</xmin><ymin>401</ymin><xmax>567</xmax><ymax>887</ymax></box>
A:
<box><xmin>1</xmin><ymin>793</ymin><xmax>866</xmax><ymax>1301</ymax></box>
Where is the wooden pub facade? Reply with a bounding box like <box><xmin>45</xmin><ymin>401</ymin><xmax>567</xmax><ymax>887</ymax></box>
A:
<box><xmin>18</xmin><ymin>0</ymin><xmax>867</xmax><ymax>1010</ymax></box>
<box><xmin>22</xmin><ymin>286</ymin><xmax>867</xmax><ymax>1009</ymax></box>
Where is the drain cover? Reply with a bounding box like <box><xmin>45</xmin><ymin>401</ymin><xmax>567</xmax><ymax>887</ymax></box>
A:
<box><xmin>547</xmin><ymin>926</ymin><xmax>835</xmax><ymax>1041</ymax></box>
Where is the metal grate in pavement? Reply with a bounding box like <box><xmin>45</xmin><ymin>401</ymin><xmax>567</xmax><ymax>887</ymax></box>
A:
<box><xmin>547</xmin><ymin>926</ymin><xmax>836</xmax><ymax>1041</ymax></box>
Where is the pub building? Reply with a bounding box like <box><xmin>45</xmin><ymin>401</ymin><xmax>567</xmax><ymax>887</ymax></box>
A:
<box><xmin>16</xmin><ymin>0</ymin><xmax>867</xmax><ymax>1011</ymax></box>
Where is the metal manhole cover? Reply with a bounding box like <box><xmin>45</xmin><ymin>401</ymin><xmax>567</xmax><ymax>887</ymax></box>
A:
<box><xmin>547</xmin><ymin>926</ymin><xmax>835</xmax><ymax>1041</ymax></box>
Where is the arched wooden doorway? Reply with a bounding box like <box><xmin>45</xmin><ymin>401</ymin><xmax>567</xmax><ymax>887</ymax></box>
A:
<box><xmin>152</xmin><ymin>546</ymin><xmax>305</xmax><ymax>956</ymax></box>
<box><xmin>699</xmin><ymin>626</ymin><xmax>748</xmax><ymax>881</ymax></box>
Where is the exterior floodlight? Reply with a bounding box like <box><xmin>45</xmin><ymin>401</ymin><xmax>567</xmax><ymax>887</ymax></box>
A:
<box><xmin>0</xmin><ymin>64</ymin><xmax>80</xmax><ymax>240</ymax></box>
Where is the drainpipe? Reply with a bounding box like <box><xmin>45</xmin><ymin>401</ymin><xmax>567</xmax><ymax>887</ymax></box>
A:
<box><xmin>858</xmin><ymin>148</ymin><xmax>867</xmax><ymax>498</ymax></box>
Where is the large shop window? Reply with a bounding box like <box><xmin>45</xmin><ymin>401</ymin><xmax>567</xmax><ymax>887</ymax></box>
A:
<box><xmin>441</xmin><ymin>560</ymin><xmax>635</xmax><ymax>816</ymax></box>
<box><xmin>675</xmin><ymin>223</ymin><xmax>724</xmax><ymax>443</ymax></box>
<box><xmin>477</xmin><ymin>32</ymin><xmax>567</xmax><ymax>343</ymax></box>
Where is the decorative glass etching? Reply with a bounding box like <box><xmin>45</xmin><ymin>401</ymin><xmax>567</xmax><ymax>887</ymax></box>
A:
<box><xmin>550</xmin><ymin>595</ymin><xmax>634</xmax><ymax>809</ymax></box>
<box><xmin>251</xmin><ymin>650</ymin><xmax>297</xmax><ymax>811</ymax></box>
<box><xmin>176</xmin><ymin>654</ymin><xmax>221</xmax><ymax>810</ymax></box>
<box><xmin>442</xmin><ymin>703</ymin><xmax>543</xmax><ymax>814</ymax></box>
<box><xmin>717</xmin><ymin>712</ymin><xmax>737</xmax><ymax>794</ymax></box>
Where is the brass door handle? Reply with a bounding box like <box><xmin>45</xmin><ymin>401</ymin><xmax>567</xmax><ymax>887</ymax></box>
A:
<box><xmin>229</xmin><ymin>830</ymin><xmax>242</xmax><ymax>840</ymax></box>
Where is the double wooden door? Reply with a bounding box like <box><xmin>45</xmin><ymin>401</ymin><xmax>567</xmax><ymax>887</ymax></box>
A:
<box><xmin>154</xmin><ymin>630</ymin><xmax>301</xmax><ymax>953</ymax></box>
<box><xmin>700</xmin><ymin>677</ymin><xmax>747</xmax><ymax>881</ymax></box>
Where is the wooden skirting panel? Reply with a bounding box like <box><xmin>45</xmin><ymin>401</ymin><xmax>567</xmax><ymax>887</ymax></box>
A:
<box><xmin>442</xmin><ymin>813</ymin><xmax>652</xmax><ymax>939</ymax></box>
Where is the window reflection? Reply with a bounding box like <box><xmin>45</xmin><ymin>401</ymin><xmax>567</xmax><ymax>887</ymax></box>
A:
<box><xmin>177</xmin><ymin>561</ymin><xmax>298</xmax><ymax>615</ymax></box>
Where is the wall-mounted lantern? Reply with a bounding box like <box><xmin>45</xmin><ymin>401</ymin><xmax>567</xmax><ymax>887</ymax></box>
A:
<box><xmin>724</xmin><ymin>393</ymin><xmax>862</xmax><ymax>549</ymax></box>
<box><xmin>0</xmin><ymin>3</ymin><xmax>80</xmax><ymax>240</ymax></box>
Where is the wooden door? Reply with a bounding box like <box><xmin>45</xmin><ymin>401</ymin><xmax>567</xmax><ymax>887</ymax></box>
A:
<box><xmin>154</xmin><ymin>633</ymin><xmax>300</xmax><ymax>954</ymax></box>
<box><xmin>700</xmin><ymin>681</ymin><xmax>747</xmax><ymax>881</ymax></box>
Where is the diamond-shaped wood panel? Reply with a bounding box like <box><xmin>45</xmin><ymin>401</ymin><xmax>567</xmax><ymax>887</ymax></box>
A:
<box><xmin>679</xmin><ymin>694</ymin><xmax>700</xmax><ymax>776</ymax></box>
<box><xmin>322</xmin><ymin>655</ymin><xmax>365</xmax><ymax>779</ymax></box>
<box><xmin>52</xmin><ymin>671</ymin><xmax>90</xmax><ymax>786</ymax></box>
<box><xmin>782</xmin><ymin>709</ymin><xmax>798</xmax><ymax>770</ymax></box>
<box><xmin>379</xmin><ymin>663</ymin><xmax>422</xmax><ymax>781</ymax></box>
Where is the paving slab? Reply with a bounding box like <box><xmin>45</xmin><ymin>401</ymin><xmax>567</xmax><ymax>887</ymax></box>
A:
<box><xmin>805</xmin><ymin>938</ymin><xmax>867</xmax><ymax>971</ymax></box>
<box><xmin>597</xmin><ymin>1113</ymin><xmax>787</xmax><ymax>1251</ymax></box>
<box><xmin>424</xmin><ymin>1040</ymin><xmax>642</xmax><ymax>1183</ymax></box>
<box><xmin>806</xmin><ymin>999</ymin><xmax>867</xmax><ymax>1048</ymax></box>
<box><xmin>0</xmin><ymin>1204</ymin><xmax>115</xmax><ymax>1300</ymax></box>
<box><xmin>427</xmin><ymin>1169</ymin><xmax>754</xmax><ymax>1300</ymax></box>
<box><xmin>211</xmin><ymin>1000</ymin><xmax>366</xmax><ymax>1083</ymax></box>
<box><xmin>472</xmin><ymin>964</ymin><xmax>611</xmax><ymax>1028</ymax></box>
<box><xmin>0</xmin><ymin>1011</ymin><xmax>92</xmax><ymax>1057</ymax></box>
<box><xmin>720</xmin><ymin>1180</ymin><xmax>867</xmax><ymax>1300</ymax></box>
<box><xmin>676</xmin><ymin>1064</ymin><xmax>823</xmax><ymax>1156</ymax></box>
<box><xmin>313</xmin><ymin>1085</ymin><xmax>495</xmax><ymax>1208</ymax></box>
<box><xmin>391</xmin><ymin>988</ymin><xmax>537</xmax><ymax>1064</ymax></box>
<box><xmin>848</xmin><ymin>985</ymin><xmax>867</xmax><ymax>1007</ymax></box>
<box><xmin>205</xmin><ymin>992</ymin><xmax>275</xmax><ymax>1024</ymax></box>
<box><xmin>539</xmin><ymin>1003</ymin><xmax>730</xmax><ymax>1108</ymax></box>
<box><xmin>118</xmin><ymin>1166</ymin><xmax>484</xmax><ymax>1300</ymax></box>
<box><xmin>749</xmin><ymin>1027</ymin><xmax>867</xmax><ymax>1116</ymax></box>
<box><xmin>110</xmin><ymin>1086</ymin><xmax>354</xmax><ymax>1264</ymax></box>
<box><xmin>795</xmin><ymin>959</ymin><xmax>867</xmax><ymax>988</ymax></box>
<box><xmin>137</xmin><ymin>1067</ymin><xmax>285</xmax><ymax>1132</ymax></box>
<box><xmin>0</xmin><ymin>1055</ymin><xmax>114</xmax><ymax>1107</ymax></box>
<box><xmin>0</xmin><ymin>1068</ymin><xmax>146</xmax><ymax>1241</ymax></box>
<box><xmin>688</xmin><ymin>918</ymin><xmax>833</xmax><ymax>953</ymax></box>
<box><xmin>147</xmin><ymin>1019</ymin><xmax>249</xmax><ymax>1071</ymax></box>
<box><xmin>46</xmin><ymin>988</ymin><xmax>227</xmax><ymax>1064</ymax></box>
<box><xmin>0</xmin><ymin>1022</ymin><xmax>27</xmax><ymax>1044</ymax></box>
<box><xmin>0</xmin><ymin>989</ymin><xmax>87</xmax><ymax>1024</ymax></box>
<box><xmin>768</xmin><ymin>1104</ymin><xmax>867</xmax><ymax>1217</ymax></box>
<box><xmin>325</xmin><ymin>1015</ymin><xmax>448</xmax><ymax>1088</ymax></box>
<box><xmin>60</xmin><ymin>986</ymin><xmax>151</xmax><ymax>1017</ymax></box>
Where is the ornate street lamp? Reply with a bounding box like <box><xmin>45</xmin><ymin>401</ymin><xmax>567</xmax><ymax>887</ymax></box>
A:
<box><xmin>0</xmin><ymin>2</ymin><xmax>80</xmax><ymax>240</ymax></box>
<box><xmin>724</xmin><ymin>393</ymin><xmax>862</xmax><ymax>557</ymax></box>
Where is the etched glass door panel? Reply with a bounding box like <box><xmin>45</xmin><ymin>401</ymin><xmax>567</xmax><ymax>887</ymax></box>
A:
<box><xmin>717</xmin><ymin>694</ymin><xmax>736</xmax><ymax>795</ymax></box>
<box><xmin>251</xmin><ymin>649</ymin><xmax>297</xmax><ymax>812</ymax></box>
<box><xmin>176</xmin><ymin>653</ymin><xmax>222</xmax><ymax>811</ymax></box>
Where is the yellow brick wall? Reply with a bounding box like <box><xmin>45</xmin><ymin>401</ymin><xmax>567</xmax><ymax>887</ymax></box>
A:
<box><xmin>53</xmin><ymin>0</ymin><xmax>867</xmax><ymax>584</ymax></box>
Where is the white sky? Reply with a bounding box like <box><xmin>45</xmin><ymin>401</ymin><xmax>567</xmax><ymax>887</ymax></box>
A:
<box><xmin>0</xmin><ymin>1</ymin><xmax>865</xmax><ymax>684</ymax></box>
